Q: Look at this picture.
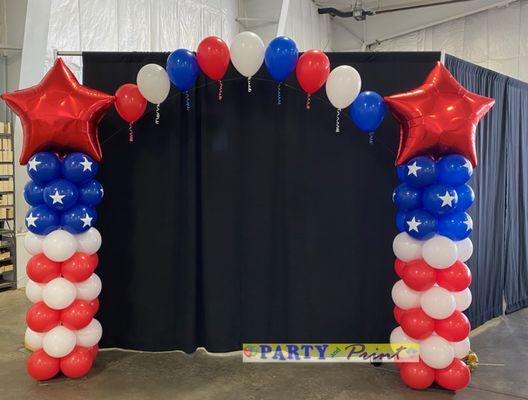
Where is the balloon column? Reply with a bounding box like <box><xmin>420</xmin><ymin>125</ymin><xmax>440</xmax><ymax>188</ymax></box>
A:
<box><xmin>1</xmin><ymin>58</ymin><xmax>111</xmax><ymax>380</ymax></box>
<box><xmin>386</xmin><ymin>62</ymin><xmax>494</xmax><ymax>391</ymax></box>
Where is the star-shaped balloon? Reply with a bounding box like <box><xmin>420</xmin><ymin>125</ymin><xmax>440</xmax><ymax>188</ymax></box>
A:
<box><xmin>1</xmin><ymin>58</ymin><xmax>114</xmax><ymax>165</ymax></box>
<box><xmin>384</xmin><ymin>62</ymin><xmax>494</xmax><ymax>167</ymax></box>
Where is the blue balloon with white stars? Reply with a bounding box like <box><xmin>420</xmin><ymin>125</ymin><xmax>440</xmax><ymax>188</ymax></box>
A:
<box><xmin>453</xmin><ymin>184</ymin><xmax>475</xmax><ymax>212</ymax></box>
<box><xmin>27</xmin><ymin>152</ymin><xmax>61</xmax><ymax>184</ymax></box>
<box><xmin>78</xmin><ymin>179</ymin><xmax>104</xmax><ymax>206</ymax></box>
<box><xmin>396</xmin><ymin>211</ymin><xmax>406</xmax><ymax>231</ymax></box>
<box><xmin>437</xmin><ymin>154</ymin><xmax>473</xmax><ymax>186</ymax></box>
<box><xmin>403</xmin><ymin>156</ymin><xmax>437</xmax><ymax>188</ymax></box>
<box><xmin>25</xmin><ymin>205</ymin><xmax>60</xmax><ymax>235</ymax></box>
<box><xmin>393</xmin><ymin>183</ymin><xmax>422</xmax><ymax>212</ymax></box>
<box><xmin>438</xmin><ymin>211</ymin><xmax>473</xmax><ymax>240</ymax></box>
<box><xmin>396</xmin><ymin>165</ymin><xmax>406</xmax><ymax>181</ymax></box>
<box><xmin>43</xmin><ymin>179</ymin><xmax>79</xmax><ymax>211</ymax></box>
<box><xmin>422</xmin><ymin>183</ymin><xmax>458</xmax><ymax>215</ymax></box>
<box><xmin>61</xmin><ymin>153</ymin><xmax>98</xmax><ymax>183</ymax></box>
<box><xmin>23</xmin><ymin>180</ymin><xmax>44</xmax><ymax>206</ymax></box>
<box><xmin>60</xmin><ymin>204</ymin><xmax>97</xmax><ymax>234</ymax></box>
<box><xmin>404</xmin><ymin>209</ymin><xmax>438</xmax><ymax>239</ymax></box>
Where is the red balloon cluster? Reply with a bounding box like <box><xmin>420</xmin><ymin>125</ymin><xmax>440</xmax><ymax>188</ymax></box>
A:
<box><xmin>27</xmin><ymin>345</ymin><xmax>97</xmax><ymax>380</ymax></box>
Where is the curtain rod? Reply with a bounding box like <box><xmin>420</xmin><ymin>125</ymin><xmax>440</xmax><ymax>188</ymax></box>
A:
<box><xmin>55</xmin><ymin>51</ymin><xmax>83</xmax><ymax>57</ymax></box>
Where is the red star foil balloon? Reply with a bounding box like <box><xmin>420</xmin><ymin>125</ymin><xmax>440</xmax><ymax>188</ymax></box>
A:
<box><xmin>1</xmin><ymin>58</ymin><xmax>114</xmax><ymax>164</ymax></box>
<box><xmin>384</xmin><ymin>62</ymin><xmax>494</xmax><ymax>167</ymax></box>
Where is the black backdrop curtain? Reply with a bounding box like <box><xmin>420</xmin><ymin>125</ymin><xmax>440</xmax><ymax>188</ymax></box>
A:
<box><xmin>82</xmin><ymin>51</ymin><xmax>507</xmax><ymax>353</ymax></box>
<box><xmin>445</xmin><ymin>55</ymin><xmax>528</xmax><ymax>318</ymax></box>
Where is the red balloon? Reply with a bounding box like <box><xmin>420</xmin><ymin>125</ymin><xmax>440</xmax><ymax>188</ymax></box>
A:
<box><xmin>88</xmin><ymin>344</ymin><xmax>99</xmax><ymax>360</ymax></box>
<box><xmin>435</xmin><ymin>358</ymin><xmax>471</xmax><ymax>390</ymax></box>
<box><xmin>0</xmin><ymin>58</ymin><xmax>114</xmax><ymax>164</ymax></box>
<box><xmin>435</xmin><ymin>311</ymin><xmax>471</xmax><ymax>342</ymax></box>
<box><xmin>402</xmin><ymin>259</ymin><xmax>436</xmax><ymax>291</ymax></box>
<box><xmin>394</xmin><ymin>306</ymin><xmax>405</xmax><ymax>324</ymax></box>
<box><xmin>60</xmin><ymin>346</ymin><xmax>94</xmax><ymax>378</ymax></box>
<box><xmin>26</xmin><ymin>254</ymin><xmax>61</xmax><ymax>283</ymax></box>
<box><xmin>400</xmin><ymin>359</ymin><xmax>435</xmax><ymax>389</ymax></box>
<box><xmin>89</xmin><ymin>298</ymin><xmax>100</xmax><ymax>315</ymax></box>
<box><xmin>384</xmin><ymin>62</ymin><xmax>495</xmax><ymax>167</ymax></box>
<box><xmin>295</xmin><ymin>50</ymin><xmax>330</xmax><ymax>95</ymax></box>
<box><xmin>394</xmin><ymin>259</ymin><xmax>406</xmax><ymax>278</ymax></box>
<box><xmin>27</xmin><ymin>349</ymin><xmax>60</xmax><ymax>381</ymax></box>
<box><xmin>60</xmin><ymin>300</ymin><xmax>95</xmax><ymax>330</ymax></box>
<box><xmin>61</xmin><ymin>252</ymin><xmax>98</xmax><ymax>282</ymax></box>
<box><xmin>400</xmin><ymin>308</ymin><xmax>435</xmax><ymax>340</ymax></box>
<box><xmin>115</xmin><ymin>83</ymin><xmax>147</xmax><ymax>123</ymax></box>
<box><xmin>197</xmin><ymin>36</ymin><xmax>230</xmax><ymax>81</ymax></box>
<box><xmin>437</xmin><ymin>261</ymin><xmax>472</xmax><ymax>292</ymax></box>
<box><xmin>26</xmin><ymin>302</ymin><xmax>60</xmax><ymax>332</ymax></box>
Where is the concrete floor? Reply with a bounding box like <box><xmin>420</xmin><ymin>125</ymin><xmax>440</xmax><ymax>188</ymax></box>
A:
<box><xmin>0</xmin><ymin>289</ymin><xmax>527</xmax><ymax>400</ymax></box>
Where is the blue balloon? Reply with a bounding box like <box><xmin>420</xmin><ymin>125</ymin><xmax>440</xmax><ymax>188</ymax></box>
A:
<box><xmin>393</xmin><ymin>183</ymin><xmax>422</xmax><ymax>212</ymax></box>
<box><xmin>61</xmin><ymin>153</ymin><xmax>98</xmax><ymax>183</ymax></box>
<box><xmin>350</xmin><ymin>91</ymin><xmax>386</xmax><ymax>132</ymax></box>
<box><xmin>454</xmin><ymin>184</ymin><xmax>475</xmax><ymax>212</ymax></box>
<box><xmin>25</xmin><ymin>205</ymin><xmax>60</xmax><ymax>235</ymax></box>
<box><xmin>27</xmin><ymin>152</ymin><xmax>61</xmax><ymax>184</ymax></box>
<box><xmin>79</xmin><ymin>179</ymin><xmax>104</xmax><ymax>206</ymax></box>
<box><xmin>24</xmin><ymin>180</ymin><xmax>44</xmax><ymax>206</ymax></box>
<box><xmin>403</xmin><ymin>156</ymin><xmax>437</xmax><ymax>188</ymax></box>
<box><xmin>422</xmin><ymin>183</ymin><xmax>458</xmax><ymax>215</ymax></box>
<box><xmin>404</xmin><ymin>209</ymin><xmax>438</xmax><ymax>240</ymax></box>
<box><xmin>438</xmin><ymin>211</ymin><xmax>473</xmax><ymax>240</ymax></box>
<box><xmin>397</xmin><ymin>165</ymin><xmax>406</xmax><ymax>181</ymax></box>
<box><xmin>264</xmin><ymin>36</ymin><xmax>298</xmax><ymax>82</ymax></box>
<box><xmin>43</xmin><ymin>179</ymin><xmax>79</xmax><ymax>211</ymax></box>
<box><xmin>61</xmin><ymin>204</ymin><xmax>97</xmax><ymax>234</ymax></box>
<box><xmin>167</xmin><ymin>49</ymin><xmax>199</xmax><ymax>91</ymax></box>
<box><xmin>396</xmin><ymin>211</ymin><xmax>406</xmax><ymax>232</ymax></box>
<box><xmin>437</xmin><ymin>154</ymin><xmax>473</xmax><ymax>186</ymax></box>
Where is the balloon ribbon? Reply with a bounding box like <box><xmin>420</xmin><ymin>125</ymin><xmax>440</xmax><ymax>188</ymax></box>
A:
<box><xmin>218</xmin><ymin>80</ymin><xmax>223</xmax><ymax>101</ymax></box>
<box><xmin>155</xmin><ymin>104</ymin><xmax>160</xmax><ymax>125</ymax></box>
<box><xmin>335</xmin><ymin>109</ymin><xmax>341</xmax><ymax>133</ymax></box>
<box><xmin>277</xmin><ymin>82</ymin><xmax>282</xmax><ymax>106</ymax></box>
<box><xmin>248</xmin><ymin>77</ymin><xmax>252</xmax><ymax>93</ymax></box>
<box><xmin>185</xmin><ymin>91</ymin><xmax>191</xmax><ymax>111</ymax></box>
<box><xmin>129</xmin><ymin>123</ymin><xmax>134</xmax><ymax>142</ymax></box>
<box><xmin>306</xmin><ymin>94</ymin><xmax>311</xmax><ymax>110</ymax></box>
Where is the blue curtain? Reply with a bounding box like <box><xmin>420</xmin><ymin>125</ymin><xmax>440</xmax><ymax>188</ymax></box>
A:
<box><xmin>446</xmin><ymin>55</ymin><xmax>528</xmax><ymax>326</ymax></box>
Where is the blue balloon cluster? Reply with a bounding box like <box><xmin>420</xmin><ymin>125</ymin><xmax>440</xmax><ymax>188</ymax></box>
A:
<box><xmin>393</xmin><ymin>154</ymin><xmax>474</xmax><ymax>240</ymax></box>
<box><xmin>24</xmin><ymin>152</ymin><xmax>103</xmax><ymax>235</ymax></box>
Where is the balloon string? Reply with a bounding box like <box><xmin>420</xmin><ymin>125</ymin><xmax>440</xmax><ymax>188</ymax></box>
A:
<box><xmin>306</xmin><ymin>94</ymin><xmax>311</xmax><ymax>110</ymax></box>
<box><xmin>155</xmin><ymin>104</ymin><xmax>160</xmax><ymax>125</ymax></box>
<box><xmin>369</xmin><ymin>132</ymin><xmax>375</xmax><ymax>145</ymax></box>
<box><xmin>185</xmin><ymin>91</ymin><xmax>191</xmax><ymax>111</ymax></box>
<box><xmin>277</xmin><ymin>82</ymin><xmax>282</xmax><ymax>106</ymax></box>
<box><xmin>335</xmin><ymin>109</ymin><xmax>341</xmax><ymax>133</ymax></box>
<box><xmin>248</xmin><ymin>77</ymin><xmax>252</xmax><ymax>93</ymax></box>
<box><xmin>218</xmin><ymin>80</ymin><xmax>223</xmax><ymax>101</ymax></box>
<box><xmin>129</xmin><ymin>123</ymin><xmax>134</xmax><ymax>142</ymax></box>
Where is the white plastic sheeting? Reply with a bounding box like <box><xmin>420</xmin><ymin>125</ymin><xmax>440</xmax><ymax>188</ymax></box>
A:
<box><xmin>278</xmin><ymin>0</ymin><xmax>331</xmax><ymax>51</ymax></box>
<box><xmin>371</xmin><ymin>1</ymin><xmax>528</xmax><ymax>82</ymax></box>
<box><xmin>44</xmin><ymin>0</ymin><xmax>239</xmax><ymax>78</ymax></box>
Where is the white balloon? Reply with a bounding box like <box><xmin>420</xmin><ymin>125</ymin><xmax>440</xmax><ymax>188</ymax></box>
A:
<box><xmin>25</xmin><ymin>327</ymin><xmax>44</xmax><ymax>351</ymax></box>
<box><xmin>25</xmin><ymin>279</ymin><xmax>44</xmax><ymax>303</ymax></box>
<box><xmin>43</xmin><ymin>326</ymin><xmax>77</xmax><ymax>358</ymax></box>
<box><xmin>230</xmin><ymin>32</ymin><xmax>265</xmax><ymax>78</ymax></box>
<box><xmin>325</xmin><ymin>65</ymin><xmax>361</xmax><ymax>109</ymax></box>
<box><xmin>451</xmin><ymin>337</ymin><xmax>470</xmax><ymax>359</ymax></box>
<box><xmin>24</xmin><ymin>232</ymin><xmax>45</xmax><ymax>255</ymax></box>
<box><xmin>391</xmin><ymin>280</ymin><xmax>421</xmax><ymax>310</ymax></box>
<box><xmin>422</xmin><ymin>235</ymin><xmax>458</xmax><ymax>269</ymax></box>
<box><xmin>76</xmin><ymin>318</ymin><xmax>102</xmax><ymax>347</ymax></box>
<box><xmin>456</xmin><ymin>238</ymin><xmax>473</xmax><ymax>262</ymax></box>
<box><xmin>393</xmin><ymin>232</ymin><xmax>422</xmax><ymax>262</ymax></box>
<box><xmin>390</xmin><ymin>326</ymin><xmax>418</xmax><ymax>345</ymax></box>
<box><xmin>453</xmin><ymin>288</ymin><xmax>472</xmax><ymax>311</ymax></box>
<box><xmin>76</xmin><ymin>228</ymin><xmax>102</xmax><ymax>255</ymax></box>
<box><xmin>43</xmin><ymin>229</ymin><xmax>78</xmax><ymax>262</ymax></box>
<box><xmin>420</xmin><ymin>335</ymin><xmax>454</xmax><ymax>369</ymax></box>
<box><xmin>420</xmin><ymin>286</ymin><xmax>456</xmax><ymax>319</ymax></box>
<box><xmin>42</xmin><ymin>277</ymin><xmax>77</xmax><ymax>310</ymax></box>
<box><xmin>137</xmin><ymin>63</ymin><xmax>170</xmax><ymax>104</ymax></box>
<box><xmin>76</xmin><ymin>273</ymin><xmax>102</xmax><ymax>301</ymax></box>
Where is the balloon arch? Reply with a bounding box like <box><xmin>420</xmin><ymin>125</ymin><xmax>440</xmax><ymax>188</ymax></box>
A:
<box><xmin>1</xmin><ymin>32</ymin><xmax>493</xmax><ymax>391</ymax></box>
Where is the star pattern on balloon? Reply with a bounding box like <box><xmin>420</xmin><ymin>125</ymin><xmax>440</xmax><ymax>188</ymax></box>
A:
<box><xmin>1</xmin><ymin>58</ymin><xmax>114</xmax><ymax>165</ymax></box>
<box><xmin>385</xmin><ymin>62</ymin><xmax>495</xmax><ymax>167</ymax></box>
